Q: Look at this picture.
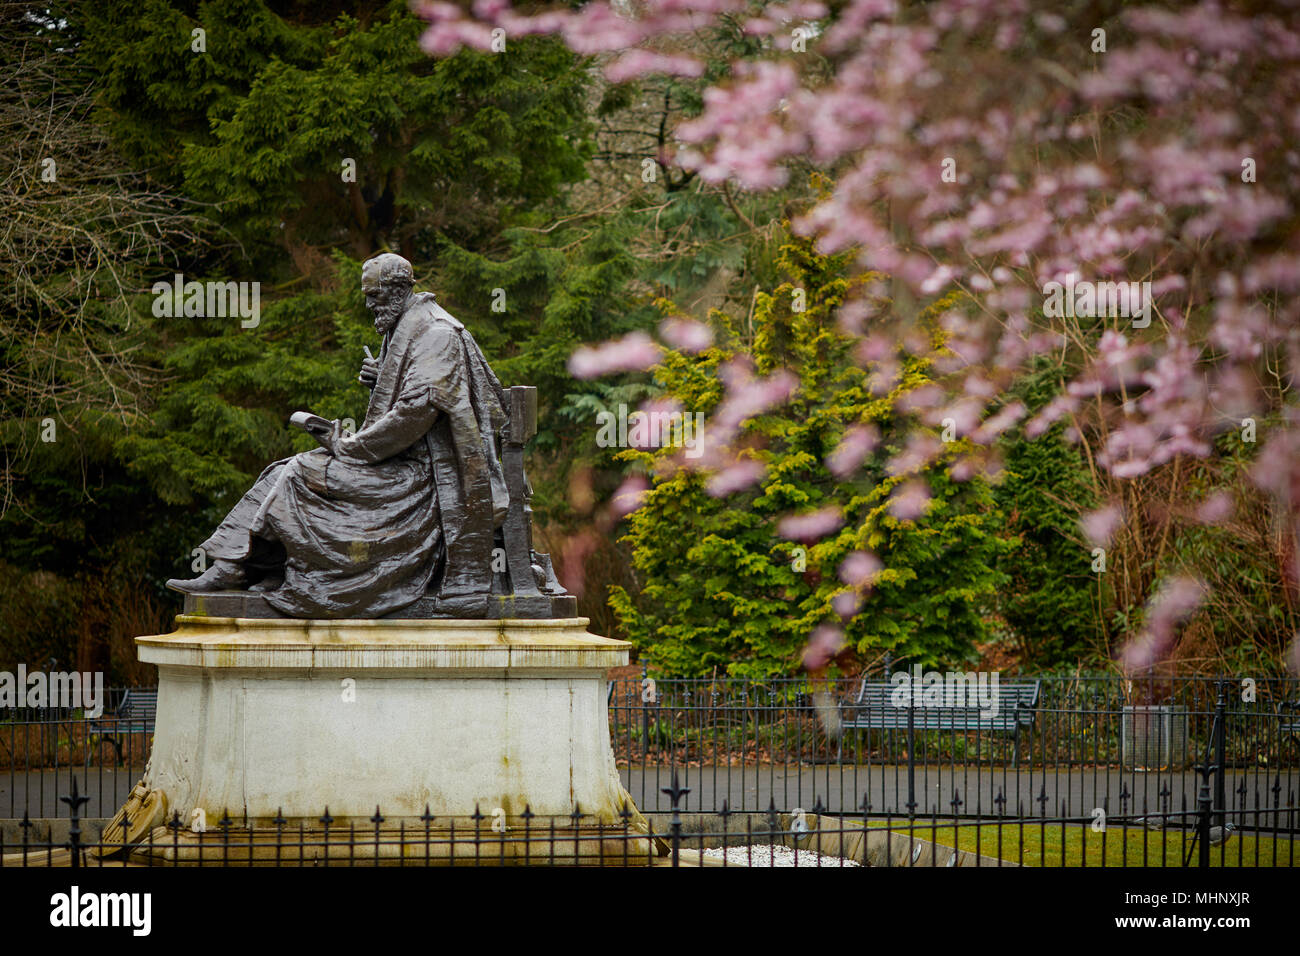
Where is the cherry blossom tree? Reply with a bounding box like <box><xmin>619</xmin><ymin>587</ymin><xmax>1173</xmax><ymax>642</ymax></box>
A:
<box><xmin>418</xmin><ymin>0</ymin><xmax>1300</xmax><ymax>672</ymax></box>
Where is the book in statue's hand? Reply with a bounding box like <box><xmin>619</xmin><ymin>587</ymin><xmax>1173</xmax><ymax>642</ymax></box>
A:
<box><xmin>289</xmin><ymin>411</ymin><xmax>336</xmax><ymax>447</ymax></box>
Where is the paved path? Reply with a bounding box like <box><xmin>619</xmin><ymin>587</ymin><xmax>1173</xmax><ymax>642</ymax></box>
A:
<box><xmin>0</xmin><ymin>768</ymin><xmax>136</xmax><ymax>819</ymax></box>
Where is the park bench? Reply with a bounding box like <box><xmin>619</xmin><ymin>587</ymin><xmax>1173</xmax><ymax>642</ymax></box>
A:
<box><xmin>89</xmin><ymin>688</ymin><xmax>158</xmax><ymax>766</ymax></box>
<box><xmin>838</xmin><ymin>678</ymin><xmax>1041</xmax><ymax>764</ymax></box>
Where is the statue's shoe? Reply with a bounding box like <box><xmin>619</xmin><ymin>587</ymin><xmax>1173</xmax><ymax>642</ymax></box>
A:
<box><xmin>248</xmin><ymin>576</ymin><xmax>283</xmax><ymax>593</ymax></box>
<box><xmin>165</xmin><ymin>559</ymin><xmax>247</xmax><ymax>594</ymax></box>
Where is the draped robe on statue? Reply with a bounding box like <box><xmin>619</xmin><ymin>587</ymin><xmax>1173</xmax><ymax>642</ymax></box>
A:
<box><xmin>197</xmin><ymin>293</ymin><xmax>509</xmax><ymax>618</ymax></box>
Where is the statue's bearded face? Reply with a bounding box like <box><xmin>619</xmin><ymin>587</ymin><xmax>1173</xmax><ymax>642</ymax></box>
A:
<box><xmin>364</xmin><ymin>280</ymin><xmax>409</xmax><ymax>335</ymax></box>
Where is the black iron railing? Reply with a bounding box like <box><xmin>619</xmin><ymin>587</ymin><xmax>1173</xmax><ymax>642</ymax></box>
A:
<box><xmin>2</xmin><ymin>773</ymin><xmax>1296</xmax><ymax>868</ymax></box>
<box><xmin>3</xmin><ymin>675</ymin><xmax>1299</xmax><ymax>829</ymax></box>
<box><xmin>608</xmin><ymin>674</ymin><xmax>1300</xmax><ymax>822</ymax></box>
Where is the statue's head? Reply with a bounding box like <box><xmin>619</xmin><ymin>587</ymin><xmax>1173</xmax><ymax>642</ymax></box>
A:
<box><xmin>361</xmin><ymin>253</ymin><xmax>415</xmax><ymax>335</ymax></box>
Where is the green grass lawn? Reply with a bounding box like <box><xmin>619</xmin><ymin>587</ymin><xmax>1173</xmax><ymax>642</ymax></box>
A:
<box><xmin>864</xmin><ymin>821</ymin><xmax>1296</xmax><ymax>867</ymax></box>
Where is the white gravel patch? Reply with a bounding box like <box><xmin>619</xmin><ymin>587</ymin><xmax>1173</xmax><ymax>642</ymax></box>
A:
<box><xmin>701</xmin><ymin>844</ymin><xmax>860</xmax><ymax>867</ymax></box>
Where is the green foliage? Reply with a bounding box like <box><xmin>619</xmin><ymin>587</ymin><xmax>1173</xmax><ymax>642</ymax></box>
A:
<box><xmin>436</xmin><ymin>214</ymin><xmax>652</xmax><ymax>439</ymax></box>
<box><xmin>0</xmin><ymin>565</ymin><xmax>80</xmax><ymax>673</ymax></box>
<box><xmin>609</xmin><ymin>235</ymin><xmax>1016</xmax><ymax>677</ymax></box>
<box><xmin>21</xmin><ymin>1</ymin><xmax>1287</xmax><ymax>682</ymax></box>
<box><xmin>1</xmin><ymin>1</ymin><xmax>623</xmax><ymax>674</ymax></box>
<box><xmin>57</xmin><ymin>0</ymin><xmax>611</xmax><ymax>549</ymax></box>
<box><xmin>993</xmin><ymin>362</ymin><xmax>1101</xmax><ymax>666</ymax></box>
<box><xmin>81</xmin><ymin>2</ymin><xmax>591</xmax><ymax>243</ymax></box>
<box><xmin>118</xmin><ymin>258</ymin><xmax>371</xmax><ymax>511</ymax></box>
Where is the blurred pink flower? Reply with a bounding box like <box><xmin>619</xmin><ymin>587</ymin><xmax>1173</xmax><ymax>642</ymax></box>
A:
<box><xmin>568</xmin><ymin>332</ymin><xmax>659</xmax><ymax>379</ymax></box>
<box><xmin>832</xmin><ymin>591</ymin><xmax>862</xmax><ymax>619</ymax></box>
<box><xmin>605</xmin><ymin>50</ymin><xmax>704</xmax><ymax>82</ymax></box>
<box><xmin>826</xmin><ymin>424</ymin><xmax>880</xmax><ymax>478</ymax></box>
<box><xmin>855</xmin><ymin>334</ymin><xmax>894</xmax><ymax>363</ymax></box>
<box><xmin>948</xmin><ymin>455</ymin><xmax>980</xmax><ymax>482</ymax></box>
<box><xmin>1081</xmin><ymin>506</ymin><xmax>1124</xmax><ymax>547</ymax></box>
<box><xmin>712</xmin><ymin>370</ymin><xmax>798</xmax><ymax>435</ymax></box>
<box><xmin>897</xmin><ymin>384</ymin><xmax>944</xmax><ymax>414</ymax></box>
<box><xmin>1120</xmin><ymin>576</ymin><xmax>1208</xmax><ymax>673</ymax></box>
<box><xmin>706</xmin><ymin>459</ymin><xmax>766</xmax><ymax>496</ymax></box>
<box><xmin>802</xmin><ymin>624</ymin><xmax>846</xmax><ymax>671</ymax></box>
<box><xmin>972</xmin><ymin>401</ymin><xmax>1026</xmax><ymax>444</ymax></box>
<box><xmin>778</xmin><ymin>506</ymin><xmax>844</xmax><ymax>542</ymax></box>
<box><xmin>1025</xmin><ymin>395</ymin><xmax>1077</xmax><ymax>438</ymax></box>
<box><xmin>659</xmin><ymin>317</ymin><xmax>714</xmax><ymax>352</ymax></box>
<box><xmin>888</xmin><ymin>481</ymin><xmax>931</xmax><ymax>521</ymax></box>
<box><xmin>610</xmin><ymin>475</ymin><xmax>649</xmax><ymax>519</ymax></box>
<box><xmin>1196</xmin><ymin>491</ymin><xmax>1234</xmax><ymax>524</ymax></box>
<box><xmin>558</xmin><ymin>530</ymin><xmax>598</xmax><ymax>598</ymax></box>
<box><xmin>839</xmin><ymin>550</ymin><xmax>882</xmax><ymax>587</ymax></box>
<box><xmin>887</xmin><ymin>434</ymin><xmax>943</xmax><ymax>477</ymax></box>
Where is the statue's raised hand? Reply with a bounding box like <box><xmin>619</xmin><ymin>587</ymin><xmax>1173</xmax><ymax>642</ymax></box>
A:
<box><xmin>359</xmin><ymin>347</ymin><xmax>379</xmax><ymax>389</ymax></box>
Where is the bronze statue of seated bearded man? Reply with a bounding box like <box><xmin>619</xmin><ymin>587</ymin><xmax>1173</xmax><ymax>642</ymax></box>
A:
<box><xmin>166</xmin><ymin>253</ymin><xmax>570</xmax><ymax>620</ymax></box>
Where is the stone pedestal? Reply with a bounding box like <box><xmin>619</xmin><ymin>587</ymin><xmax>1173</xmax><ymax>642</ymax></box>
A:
<box><xmin>127</xmin><ymin>615</ymin><xmax>652</xmax><ymax>862</ymax></box>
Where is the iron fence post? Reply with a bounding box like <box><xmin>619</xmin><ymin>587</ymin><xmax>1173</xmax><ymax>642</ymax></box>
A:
<box><xmin>1213</xmin><ymin>680</ymin><xmax>1227</xmax><ymax>830</ymax></box>
<box><xmin>1196</xmin><ymin>762</ymin><xmax>1214</xmax><ymax>869</ymax></box>
<box><xmin>662</xmin><ymin>769</ymin><xmax>689</xmax><ymax>868</ymax></box>
<box><xmin>906</xmin><ymin>696</ymin><xmax>917</xmax><ymax>819</ymax></box>
<box><xmin>60</xmin><ymin>777</ymin><xmax>88</xmax><ymax>869</ymax></box>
